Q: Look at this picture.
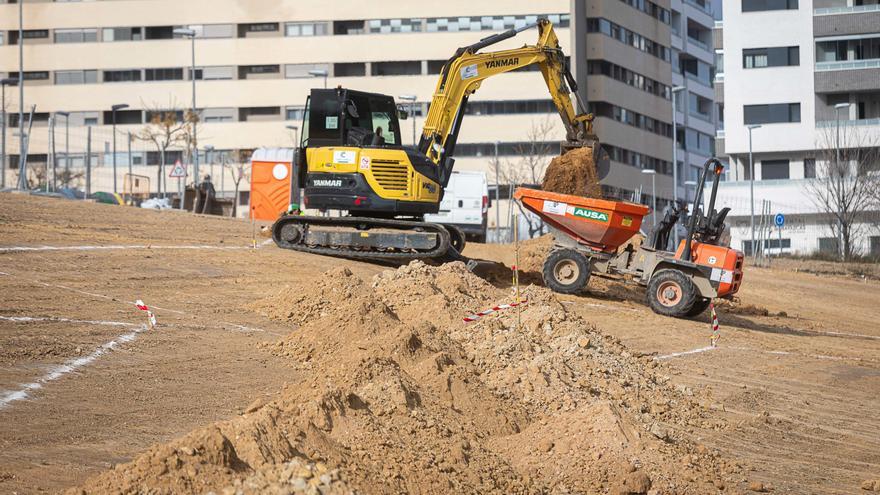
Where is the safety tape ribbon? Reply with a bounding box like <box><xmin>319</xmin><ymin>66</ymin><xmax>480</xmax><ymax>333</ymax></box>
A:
<box><xmin>463</xmin><ymin>300</ymin><xmax>529</xmax><ymax>323</ymax></box>
<box><xmin>709</xmin><ymin>302</ymin><xmax>720</xmax><ymax>347</ymax></box>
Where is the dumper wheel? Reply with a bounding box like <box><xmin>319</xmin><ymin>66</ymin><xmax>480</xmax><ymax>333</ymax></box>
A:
<box><xmin>686</xmin><ymin>298</ymin><xmax>712</xmax><ymax>317</ymax></box>
<box><xmin>543</xmin><ymin>249</ymin><xmax>591</xmax><ymax>294</ymax></box>
<box><xmin>647</xmin><ymin>269</ymin><xmax>697</xmax><ymax>318</ymax></box>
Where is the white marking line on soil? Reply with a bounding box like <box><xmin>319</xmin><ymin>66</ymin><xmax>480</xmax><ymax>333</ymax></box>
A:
<box><xmin>0</xmin><ymin>315</ymin><xmax>140</xmax><ymax>327</ymax></box>
<box><xmin>0</xmin><ymin>323</ymin><xmax>148</xmax><ymax>409</ymax></box>
<box><xmin>0</xmin><ymin>271</ymin><xmax>276</xmax><ymax>335</ymax></box>
<box><xmin>0</xmin><ymin>244</ymin><xmax>253</xmax><ymax>253</ymax></box>
<box><xmin>655</xmin><ymin>346</ymin><xmax>717</xmax><ymax>360</ymax></box>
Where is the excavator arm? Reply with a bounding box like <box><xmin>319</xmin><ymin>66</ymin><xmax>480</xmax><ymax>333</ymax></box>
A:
<box><xmin>418</xmin><ymin>18</ymin><xmax>600</xmax><ymax>186</ymax></box>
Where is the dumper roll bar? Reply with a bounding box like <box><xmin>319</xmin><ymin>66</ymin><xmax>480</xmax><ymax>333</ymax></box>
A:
<box><xmin>681</xmin><ymin>157</ymin><xmax>725</xmax><ymax>262</ymax></box>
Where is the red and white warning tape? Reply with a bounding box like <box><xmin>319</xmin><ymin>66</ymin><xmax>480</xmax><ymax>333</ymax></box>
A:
<box><xmin>463</xmin><ymin>300</ymin><xmax>528</xmax><ymax>323</ymax></box>
<box><xmin>135</xmin><ymin>299</ymin><xmax>157</xmax><ymax>328</ymax></box>
<box><xmin>709</xmin><ymin>302</ymin><xmax>720</xmax><ymax>347</ymax></box>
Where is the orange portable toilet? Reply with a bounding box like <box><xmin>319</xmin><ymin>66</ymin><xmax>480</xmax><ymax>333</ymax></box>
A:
<box><xmin>249</xmin><ymin>147</ymin><xmax>296</xmax><ymax>221</ymax></box>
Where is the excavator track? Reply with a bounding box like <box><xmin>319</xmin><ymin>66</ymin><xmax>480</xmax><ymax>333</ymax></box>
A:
<box><xmin>271</xmin><ymin>215</ymin><xmax>462</xmax><ymax>262</ymax></box>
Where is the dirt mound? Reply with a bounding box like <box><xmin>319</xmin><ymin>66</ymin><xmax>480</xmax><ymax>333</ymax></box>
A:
<box><xmin>541</xmin><ymin>147</ymin><xmax>603</xmax><ymax>198</ymax></box>
<box><xmin>74</xmin><ymin>262</ymin><xmax>743</xmax><ymax>494</ymax></box>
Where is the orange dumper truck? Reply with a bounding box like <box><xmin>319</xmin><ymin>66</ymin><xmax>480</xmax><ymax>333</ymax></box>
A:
<box><xmin>516</xmin><ymin>157</ymin><xmax>743</xmax><ymax>318</ymax></box>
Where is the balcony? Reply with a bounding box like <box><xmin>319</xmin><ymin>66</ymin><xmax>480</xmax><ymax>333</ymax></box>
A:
<box><xmin>816</xmin><ymin>118</ymin><xmax>880</xmax><ymax>128</ymax></box>
<box><xmin>814</xmin><ymin>60</ymin><xmax>880</xmax><ymax>92</ymax></box>
<box><xmin>814</xmin><ymin>4</ymin><xmax>880</xmax><ymax>37</ymax></box>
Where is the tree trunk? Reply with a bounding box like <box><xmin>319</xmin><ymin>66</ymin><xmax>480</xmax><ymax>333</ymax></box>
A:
<box><xmin>232</xmin><ymin>183</ymin><xmax>239</xmax><ymax>218</ymax></box>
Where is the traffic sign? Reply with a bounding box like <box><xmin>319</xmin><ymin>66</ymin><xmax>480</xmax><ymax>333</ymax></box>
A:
<box><xmin>169</xmin><ymin>160</ymin><xmax>187</xmax><ymax>178</ymax></box>
<box><xmin>774</xmin><ymin>213</ymin><xmax>785</xmax><ymax>227</ymax></box>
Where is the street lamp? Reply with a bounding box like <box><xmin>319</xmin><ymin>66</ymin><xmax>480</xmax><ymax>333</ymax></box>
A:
<box><xmin>174</xmin><ymin>27</ymin><xmax>200</xmax><ymax>185</ymax></box>
<box><xmin>834</xmin><ymin>102</ymin><xmax>851</xmax><ymax>260</ymax></box>
<box><xmin>308</xmin><ymin>69</ymin><xmax>329</xmax><ymax>89</ymax></box>
<box><xmin>1</xmin><ymin>78</ymin><xmax>18</xmax><ymax>189</ymax></box>
<box><xmin>670</xmin><ymin>86</ymin><xmax>685</xmax><ymax>244</ymax></box>
<box><xmin>398</xmin><ymin>94</ymin><xmax>417</xmax><ymax>146</ymax></box>
<box><xmin>641</xmin><ymin>169</ymin><xmax>657</xmax><ymax>228</ymax></box>
<box><xmin>285</xmin><ymin>124</ymin><xmax>299</xmax><ymax>147</ymax></box>
<box><xmin>111</xmin><ymin>103</ymin><xmax>129</xmax><ymax>194</ymax></box>
<box><xmin>747</xmin><ymin>124</ymin><xmax>762</xmax><ymax>256</ymax></box>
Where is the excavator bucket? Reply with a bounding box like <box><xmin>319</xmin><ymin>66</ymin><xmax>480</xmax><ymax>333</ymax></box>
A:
<box><xmin>591</xmin><ymin>143</ymin><xmax>611</xmax><ymax>181</ymax></box>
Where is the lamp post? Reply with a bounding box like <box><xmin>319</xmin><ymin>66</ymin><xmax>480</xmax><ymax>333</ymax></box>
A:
<box><xmin>1</xmin><ymin>78</ymin><xmax>18</xmax><ymax>189</ymax></box>
<box><xmin>17</xmin><ymin>0</ymin><xmax>25</xmax><ymax>190</ymax></box>
<box><xmin>641</xmin><ymin>169</ymin><xmax>657</xmax><ymax>228</ymax></box>
<box><xmin>110</xmin><ymin>103</ymin><xmax>129</xmax><ymax>194</ymax></box>
<box><xmin>308</xmin><ymin>69</ymin><xmax>328</xmax><ymax>89</ymax></box>
<box><xmin>174</xmin><ymin>28</ymin><xmax>200</xmax><ymax>186</ymax></box>
<box><xmin>747</xmin><ymin>124</ymin><xmax>762</xmax><ymax>256</ymax></box>
<box><xmin>398</xmin><ymin>94</ymin><xmax>417</xmax><ymax>146</ymax></box>
<box><xmin>285</xmin><ymin>124</ymin><xmax>299</xmax><ymax>147</ymax></box>
<box><xmin>834</xmin><ymin>102</ymin><xmax>851</xmax><ymax>260</ymax></box>
<box><xmin>670</xmin><ymin>86</ymin><xmax>685</xmax><ymax>244</ymax></box>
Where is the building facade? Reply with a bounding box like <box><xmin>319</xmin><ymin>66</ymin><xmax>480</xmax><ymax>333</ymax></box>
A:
<box><xmin>0</xmin><ymin>0</ymin><xmax>711</xmax><ymax>233</ymax></box>
<box><xmin>715</xmin><ymin>0</ymin><xmax>880</xmax><ymax>257</ymax></box>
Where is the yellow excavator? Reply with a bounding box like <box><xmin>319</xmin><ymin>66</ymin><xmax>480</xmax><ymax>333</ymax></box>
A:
<box><xmin>273</xmin><ymin>18</ymin><xmax>609</xmax><ymax>261</ymax></box>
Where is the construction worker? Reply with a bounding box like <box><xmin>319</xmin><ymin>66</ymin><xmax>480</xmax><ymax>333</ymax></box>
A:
<box><xmin>285</xmin><ymin>202</ymin><xmax>304</xmax><ymax>216</ymax></box>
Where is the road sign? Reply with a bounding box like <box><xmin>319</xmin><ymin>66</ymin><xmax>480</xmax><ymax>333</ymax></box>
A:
<box><xmin>774</xmin><ymin>213</ymin><xmax>785</xmax><ymax>228</ymax></box>
<box><xmin>169</xmin><ymin>160</ymin><xmax>187</xmax><ymax>178</ymax></box>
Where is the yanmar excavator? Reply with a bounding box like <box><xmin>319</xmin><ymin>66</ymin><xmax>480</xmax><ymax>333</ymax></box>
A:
<box><xmin>272</xmin><ymin>18</ymin><xmax>608</xmax><ymax>261</ymax></box>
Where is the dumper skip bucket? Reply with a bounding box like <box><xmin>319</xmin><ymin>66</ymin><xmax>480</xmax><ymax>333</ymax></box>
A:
<box><xmin>514</xmin><ymin>188</ymin><xmax>649</xmax><ymax>254</ymax></box>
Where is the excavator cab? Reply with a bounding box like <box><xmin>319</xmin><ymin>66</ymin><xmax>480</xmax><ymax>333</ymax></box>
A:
<box><xmin>303</xmin><ymin>88</ymin><xmax>402</xmax><ymax>149</ymax></box>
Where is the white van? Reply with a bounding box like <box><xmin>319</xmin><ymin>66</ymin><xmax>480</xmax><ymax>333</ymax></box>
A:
<box><xmin>425</xmin><ymin>171</ymin><xmax>489</xmax><ymax>243</ymax></box>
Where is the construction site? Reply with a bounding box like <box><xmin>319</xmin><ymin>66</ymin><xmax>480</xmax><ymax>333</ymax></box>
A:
<box><xmin>3</xmin><ymin>1</ymin><xmax>880</xmax><ymax>494</ymax></box>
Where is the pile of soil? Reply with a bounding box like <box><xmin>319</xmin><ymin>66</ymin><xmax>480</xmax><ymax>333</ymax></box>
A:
<box><xmin>73</xmin><ymin>262</ymin><xmax>744</xmax><ymax>494</ymax></box>
<box><xmin>541</xmin><ymin>147</ymin><xmax>603</xmax><ymax>198</ymax></box>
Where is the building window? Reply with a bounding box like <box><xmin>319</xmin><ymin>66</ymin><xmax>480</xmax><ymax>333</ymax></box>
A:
<box><xmin>187</xmin><ymin>24</ymin><xmax>235</xmax><ymax>39</ymax></box>
<box><xmin>23</xmin><ymin>71</ymin><xmax>50</xmax><ymax>81</ymax></box>
<box><xmin>804</xmin><ymin>158</ymin><xmax>816</xmax><ymax>178</ymax></box>
<box><xmin>333</xmin><ymin>62</ymin><xmax>366</xmax><ymax>77</ymax></box>
<box><xmin>367</xmin><ymin>18</ymin><xmax>423</xmax><ymax>34</ymax></box>
<box><xmin>238</xmin><ymin>65</ymin><xmax>281</xmax><ymax>79</ymax></box>
<box><xmin>201</xmin><ymin>108</ymin><xmax>236</xmax><ymax>123</ymax></box>
<box><xmin>55</xmin><ymin>70</ymin><xmax>98</xmax><ymax>85</ymax></box>
<box><xmin>742</xmin><ymin>0</ymin><xmax>798</xmax><ymax>11</ymax></box>
<box><xmin>761</xmin><ymin>159</ymin><xmax>790</xmax><ymax>180</ymax></box>
<box><xmin>54</xmin><ymin>28</ymin><xmax>97</xmax><ymax>43</ymax></box>
<box><xmin>333</xmin><ymin>20</ymin><xmax>366</xmax><ymax>35</ymax></box>
<box><xmin>587</xmin><ymin>60</ymin><xmax>671</xmax><ymax>99</ymax></box>
<box><xmin>590</xmin><ymin>102</ymin><xmax>673</xmax><ymax>138</ymax></box>
<box><xmin>284</xmin><ymin>63</ymin><xmax>331</xmax><ymax>79</ymax></box>
<box><xmin>870</xmin><ymin>236</ymin><xmax>880</xmax><ymax>256</ymax></box>
<box><xmin>371</xmin><ymin>61</ymin><xmax>421</xmax><ymax>76</ymax></box>
<box><xmin>238</xmin><ymin>22</ymin><xmax>279</xmax><ymax>37</ymax></box>
<box><xmin>586</xmin><ymin>18</ymin><xmax>670</xmax><ymax>62</ymax></box>
<box><xmin>103</xmin><ymin>27</ymin><xmax>142</xmax><ymax>42</ymax></box>
<box><xmin>743</xmin><ymin>46</ymin><xmax>799</xmax><ymax>68</ymax></box>
<box><xmin>284</xmin><ymin>22</ymin><xmax>328</xmax><ymax>37</ymax></box>
<box><xmin>103</xmin><ymin>109</ymin><xmax>142</xmax><ymax>125</ymax></box>
<box><xmin>145</xmin><ymin>26</ymin><xmax>175</xmax><ymax>40</ymax></box>
<box><xmin>818</xmin><ymin>237</ymin><xmax>839</xmax><ymax>255</ymax></box>
<box><xmin>426</xmin><ymin>14</ymin><xmax>569</xmax><ymax>33</ymax></box>
<box><xmin>103</xmin><ymin>70</ymin><xmax>142</xmax><ymax>83</ymax></box>
<box><xmin>743</xmin><ymin>103</ymin><xmax>800</xmax><ymax>124</ymax></box>
<box><xmin>144</xmin><ymin>68</ymin><xmax>183</xmax><ymax>81</ymax></box>
<box><xmin>285</xmin><ymin>107</ymin><xmax>305</xmax><ymax>121</ymax></box>
<box><xmin>239</xmin><ymin>107</ymin><xmax>281</xmax><ymax>122</ymax></box>
<box><xmin>195</xmin><ymin>66</ymin><xmax>235</xmax><ymax>80</ymax></box>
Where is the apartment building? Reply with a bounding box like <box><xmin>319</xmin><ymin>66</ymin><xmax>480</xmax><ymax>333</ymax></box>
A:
<box><xmin>715</xmin><ymin>0</ymin><xmax>880</xmax><ymax>256</ymax></box>
<box><xmin>0</xmin><ymin>0</ymin><xmax>691</xmax><ymax>229</ymax></box>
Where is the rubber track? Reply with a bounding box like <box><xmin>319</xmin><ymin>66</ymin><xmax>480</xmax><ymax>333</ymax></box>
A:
<box><xmin>271</xmin><ymin>215</ymin><xmax>461</xmax><ymax>262</ymax></box>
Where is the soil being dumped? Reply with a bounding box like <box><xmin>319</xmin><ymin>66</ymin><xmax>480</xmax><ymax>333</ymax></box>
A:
<box><xmin>541</xmin><ymin>146</ymin><xmax>603</xmax><ymax>198</ymax></box>
<box><xmin>72</xmin><ymin>262</ymin><xmax>743</xmax><ymax>494</ymax></box>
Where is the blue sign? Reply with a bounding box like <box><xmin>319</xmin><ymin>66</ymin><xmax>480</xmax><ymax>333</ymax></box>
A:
<box><xmin>774</xmin><ymin>213</ymin><xmax>785</xmax><ymax>227</ymax></box>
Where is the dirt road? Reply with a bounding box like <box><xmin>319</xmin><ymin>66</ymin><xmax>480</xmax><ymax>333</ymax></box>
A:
<box><xmin>1</xmin><ymin>193</ymin><xmax>878</xmax><ymax>494</ymax></box>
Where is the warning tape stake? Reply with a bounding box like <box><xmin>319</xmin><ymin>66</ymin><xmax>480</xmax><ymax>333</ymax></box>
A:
<box><xmin>709</xmin><ymin>302</ymin><xmax>720</xmax><ymax>347</ymax></box>
<box><xmin>135</xmin><ymin>299</ymin><xmax>157</xmax><ymax>329</ymax></box>
<box><xmin>464</xmin><ymin>300</ymin><xmax>529</xmax><ymax>323</ymax></box>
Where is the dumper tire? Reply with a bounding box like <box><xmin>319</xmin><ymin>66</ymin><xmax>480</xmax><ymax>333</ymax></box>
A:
<box><xmin>686</xmin><ymin>298</ymin><xmax>712</xmax><ymax>317</ymax></box>
<box><xmin>647</xmin><ymin>269</ymin><xmax>698</xmax><ymax>318</ymax></box>
<box><xmin>543</xmin><ymin>249</ymin><xmax>591</xmax><ymax>294</ymax></box>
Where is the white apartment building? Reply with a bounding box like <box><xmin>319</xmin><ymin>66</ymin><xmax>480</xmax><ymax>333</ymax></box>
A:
<box><xmin>0</xmin><ymin>0</ymin><xmax>697</xmax><ymax>233</ymax></box>
<box><xmin>715</xmin><ymin>0</ymin><xmax>880</xmax><ymax>256</ymax></box>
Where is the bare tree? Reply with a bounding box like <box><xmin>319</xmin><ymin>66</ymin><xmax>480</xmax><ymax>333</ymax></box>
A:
<box><xmin>501</xmin><ymin>117</ymin><xmax>559</xmax><ymax>238</ymax></box>
<box><xmin>226</xmin><ymin>149</ymin><xmax>253</xmax><ymax>217</ymax></box>
<box><xmin>135</xmin><ymin>101</ymin><xmax>192</xmax><ymax>197</ymax></box>
<box><xmin>805</xmin><ymin>124</ymin><xmax>880</xmax><ymax>261</ymax></box>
